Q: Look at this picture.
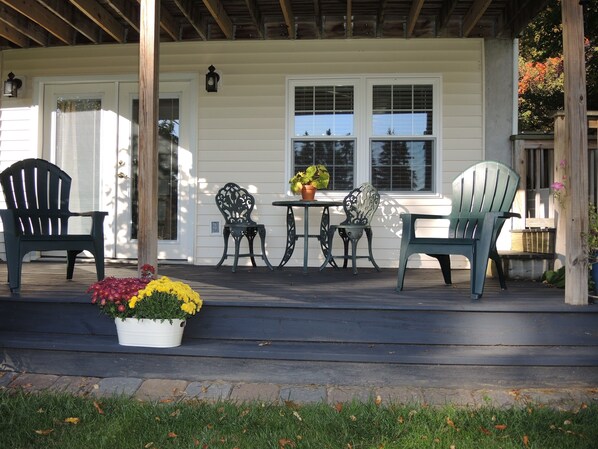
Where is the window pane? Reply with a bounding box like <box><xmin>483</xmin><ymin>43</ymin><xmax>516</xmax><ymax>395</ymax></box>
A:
<box><xmin>371</xmin><ymin>139</ymin><xmax>433</xmax><ymax>192</ymax></box>
<box><xmin>294</xmin><ymin>85</ymin><xmax>354</xmax><ymax>137</ymax></box>
<box><xmin>293</xmin><ymin>139</ymin><xmax>355</xmax><ymax>191</ymax></box>
<box><xmin>372</xmin><ymin>84</ymin><xmax>433</xmax><ymax>137</ymax></box>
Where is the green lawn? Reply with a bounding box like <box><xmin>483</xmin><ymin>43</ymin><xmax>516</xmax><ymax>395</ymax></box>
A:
<box><xmin>1</xmin><ymin>391</ymin><xmax>596</xmax><ymax>449</ymax></box>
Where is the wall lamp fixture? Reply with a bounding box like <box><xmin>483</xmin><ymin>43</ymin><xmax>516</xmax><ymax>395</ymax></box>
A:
<box><xmin>205</xmin><ymin>65</ymin><xmax>220</xmax><ymax>92</ymax></box>
<box><xmin>3</xmin><ymin>72</ymin><xmax>23</xmax><ymax>98</ymax></box>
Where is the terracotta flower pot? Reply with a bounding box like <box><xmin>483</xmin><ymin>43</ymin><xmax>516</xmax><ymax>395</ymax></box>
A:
<box><xmin>301</xmin><ymin>185</ymin><xmax>317</xmax><ymax>201</ymax></box>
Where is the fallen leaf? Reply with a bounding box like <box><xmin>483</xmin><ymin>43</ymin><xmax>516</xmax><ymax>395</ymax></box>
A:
<box><xmin>193</xmin><ymin>437</ymin><xmax>200</xmax><ymax>446</ymax></box>
<box><xmin>292</xmin><ymin>411</ymin><xmax>302</xmax><ymax>421</ymax></box>
<box><xmin>375</xmin><ymin>395</ymin><xmax>382</xmax><ymax>406</ymax></box>
<box><xmin>563</xmin><ymin>420</ymin><xmax>572</xmax><ymax>425</ymax></box>
<box><xmin>335</xmin><ymin>402</ymin><xmax>343</xmax><ymax>413</ymax></box>
<box><xmin>284</xmin><ymin>400</ymin><xmax>299</xmax><ymax>409</ymax></box>
<box><xmin>168</xmin><ymin>432</ymin><xmax>178</xmax><ymax>438</ymax></box>
<box><xmin>278</xmin><ymin>438</ymin><xmax>296</xmax><ymax>448</ymax></box>
<box><xmin>37</xmin><ymin>408</ymin><xmax>45</xmax><ymax>413</ymax></box>
<box><xmin>170</xmin><ymin>409</ymin><xmax>181</xmax><ymax>417</ymax></box>
<box><xmin>159</xmin><ymin>398</ymin><xmax>174</xmax><ymax>403</ymax></box>
<box><xmin>397</xmin><ymin>416</ymin><xmax>404</xmax><ymax>424</ymax></box>
<box><xmin>523</xmin><ymin>435</ymin><xmax>530</xmax><ymax>447</ymax></box>
<box><xmin>446</xmin><ymin>417</ymin><xmax>460</xmax><ymax>431</ymax></box>
<box><xmin>93</xmin><ymin>401</ymin><xmax>104</xmax><ymax>415</ymax></box>
<box><xmin>144</xmin><ymin>443</ymin><xmax>154</xmax><ymax>448</ymax></box>
<box><xmin>240</xmin><ymin>409</ymin><xmax>250</xmax><ymax>417</ymax></box>
<box><xmin>450</xmin><ymin>446</ymin><xmax>456</xmax><ymax>449</ymax></box>
<box><xmin>350</xmin><ymin>415</ymin><xmax>357</xmax><ymax>421</ymax></box>
<box><xmin>433</xmin><ymin>438</ymin><xmax>440</xmax><ymax>443</ymax></box>
<box><xmin>480</xmin><ymin>426</ymin><xmax>491</xmax><ymax>435</ymax></box>
<box><xmin>495</xmin><ymin>424</ymin><xmax>507</xmax><ymax>431</ymax></box>
<box><xmin>34</xmin><ymin>429</ymin><xmax>54</xmax><ymax>436</ymax></box>
<box><xmin>64</xmin><ymin>417</ymin><xmax>80</xmax><ymax>425</ymax></box>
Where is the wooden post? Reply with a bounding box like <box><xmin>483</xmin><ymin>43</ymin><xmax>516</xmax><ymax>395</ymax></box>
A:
<box><xmin>137</xmin><ymin>0</ymin><xmax>160</xmax><ymax>274</ymax></box>
<box><xmin>562</xmin><ymin>0</ymin><xmax>588</xmax><ymax>305</ymax></box>
<box><xmin>553</xmin><ymin>112</ymin><xmax>567</xmax><ymax>270</ymax></box>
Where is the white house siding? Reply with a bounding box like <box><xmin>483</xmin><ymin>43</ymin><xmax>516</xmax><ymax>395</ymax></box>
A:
<box><xmin>0</xmin><ymin>38</ymin><xmax>498</xmax><ymax>269</ymax></box>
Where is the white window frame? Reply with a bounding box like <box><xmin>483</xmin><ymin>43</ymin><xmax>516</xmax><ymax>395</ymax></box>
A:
<box><xmin>286</xmin><ymin>74</ymin><xmax>442</xmax><ymax>197</ymax></box>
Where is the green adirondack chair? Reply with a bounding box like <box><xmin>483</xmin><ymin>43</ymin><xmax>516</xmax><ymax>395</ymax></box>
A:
<box><xmin>396</xmin><ymin>161</ymin><xmax>521</xmax><ymax>299</ymax></box>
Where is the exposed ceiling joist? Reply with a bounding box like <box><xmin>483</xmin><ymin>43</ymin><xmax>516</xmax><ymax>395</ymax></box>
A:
<box><xmin>376</xmin><ymin>0</ymin><xmax>389</xmax><ymax>37</ymax></box>
<box><xmin>1</xmin><ymin>0</ymin><xmax>73</xmax><ymax>44</ymax></box>
<box><xmin>174</xmin><ymin>0</ymin><xmax>208</xmax><ymax>40</ymax></box>
<box><xmin>243</xmin><ymin>0</ymin><xmax>265</xmax><ymax>39</ymax></box>
<box><xmin>437</xmin><ymin>0</ymin><xmax>459</xmax><ymax>34</ymax></box>
<box><xmin>279</xmin><ymin>0</ymin><xmax>295</xmax><ymax>39</ymax></box>
<box><xmin>462</xmin><ymin>0</ymin><xmax>492</xmax><ymax>37</ymax></box>
<box><xmin>69</xmin><ymin>0</ymin><xmax>126</xmax><ymax>42</ymax></box>
<box><xmin>346</xmin><ymin>0</ymin><xmax>352</xmax><ymax>38</ymax></box>
<box><xmin>0</xmin><ymin>20</ymin><xmax>29</xmax><ymax>48</ymax></box>
<box><xmin>157</xmin><ymin>3</ymin><xmax>180</xmax><ymax>40</ymax></box>
<box><xmin>407</xmin><ymin>0</ymin><xmax>425</xmax><ymax>37</ymax></box>
<box><xmin>497</xmin><ymin>0</ymin><xmax>549</xmax><ymax>38</ymax></box>
<box><xmin>105</xmin><ymin>0</ymin><xmax>139</xmax><ymax>33</ymax></box>
<box><xmin>40</xmin><ymin>0</ymin><xmax>98</xmax><ymax>43</ymax></box>
<box><xmin>203</xmin><ymin>0</ymin><xmax>234</xmax><ymax>39</ymax></box>
<box><xmin>0</xmin><ymin>4</ymin><xmax>47</xmax><ymax>46</ymax></box>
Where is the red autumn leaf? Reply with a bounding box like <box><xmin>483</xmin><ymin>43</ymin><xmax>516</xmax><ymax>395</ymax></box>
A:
<box><xmin>335</xmin><ymin>402</ymin><xmax>343</xmax><ymax>413</ymax></box>
<box><xmin>168</xmin><ymin>432</ymin><xmax>178</xmax><ymax>438</ymax></box>
<box><xmin>523</xmin><ymin>435</ymin><xmax>530</xmax><ymax>447</ymax></box>
<box><xmin>279</xmin><ymin>438</ymin><xmax>296</xmax><ymax>448</ymax></box>
<box><xmin>480</xmin><ymin>426</ymin><xmax>492</xmax><ymax>435</ymax></box>
<box><xmin>446</xmin><ymin>417</ymin><xmax>459</xmax><ymax>431</ymax></box>
<box><xmin>495</xmin><ymin>424</ymin><xmax>508</xmax><ymax>431</ymax></box>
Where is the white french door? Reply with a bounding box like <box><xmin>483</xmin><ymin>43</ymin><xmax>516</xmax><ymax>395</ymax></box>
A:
<box><xmin>42</xmin><ymin>80</ymin><xmax>195</xmax><ymax>260</ymax></box>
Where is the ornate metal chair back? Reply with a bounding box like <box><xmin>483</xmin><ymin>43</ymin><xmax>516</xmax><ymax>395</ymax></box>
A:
<box><xmin>340</xmin><ymin>183</ymin><xmax>380</xmax><ymax>226</ymax></box>
<box><xmin>215</xmin><ymin>182</ymin><xmax>257</xmax><ymax>226</ymax></box>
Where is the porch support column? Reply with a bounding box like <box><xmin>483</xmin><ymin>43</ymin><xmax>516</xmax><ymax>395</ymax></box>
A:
<box><xmin>138</xmin><ymin>0</ymin><xmax>160</xmax><ymax>274</ymax></box>
<box><xmin>562</xmin><ymin>0</ymin><xmax>588</xmax><ymax>305</ymax></box>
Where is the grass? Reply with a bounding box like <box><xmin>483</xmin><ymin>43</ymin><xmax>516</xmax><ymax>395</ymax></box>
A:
<box><xmin>1</xmin><ymin>391</ymin><xmax>597</xmax><ymax>449</ymax></box>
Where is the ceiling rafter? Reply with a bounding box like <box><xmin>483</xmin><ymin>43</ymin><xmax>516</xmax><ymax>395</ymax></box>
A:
<box><xmin>173</xmin><ymin>0</ymin><xmax>208</xmax><ymax>40</ymax></box>
<box><xmin>497</xmin><ymin>0</ymin><xmax>549</xmax><ymax>38</ymax></box>
<box><xmin>406</xmin><ymin>0</ymin><xmax>425</xmax><ymax>37</ymax></box>
<box><xmin>0</xmin><ymin>20</ymin><xmax>29</xmax><ymax>48</ymax></box>
<box><xmin>156</xmin><ymin>3</ymin><xmax>180</xmax><ymax>40</ymax></box>
<box><xmin>437</xmin><ymin>0</ymin><xmax>459</xmax><ymax>34</ymax></box>
<box><xmin>346</xmin><ymin>0</ymin><xmax>352</xmax><ymax>38</ymax></box>
<box><xmin>376</xmin><ymin>0</ymin><xmax>389</xmax><ymax>37</ymax></box>
<box><xmin>105</xmin><ymin>0</ymin><xmax>139</xmax><ymax>33</ymax></box>
<box><xmin>203</xmin><ymin>0</ymin><xmax>234</xmax><ymax>39</ymax></box>
<box><xmin>313</xmin><ymin>0</ymin><xmax>322</xmax><ymax>38</ymax></box>
<box><xmin>0</xmin><ymin>4</ymin><xmax>47</xmax><ymax>46</ymax></box>
<box><xmin>69</xmin><ymin>0</ymin><xmax>126</xmax><ymax>42</ymax></box>
<box><xmin>278</xmin><ymin>0</ymin><xmax>295</xmax><ymax>39</ymax></box>
<box><xmin>0</xmin><ymin>0</ymin><xmax>73</xmax><ymax>44</ymax></box>
<box><xmin>462</xmin><ymin>0</ymin><xmax>493</xmax><ymax>36</ymax></box>
<box><xmin>39</xmin><ymin>0</ymin><xmax>98</xmax><ymax>43</ymax></box>
<box><xmin>243</xmin><ymin>0</ymin><xmax>265</xmax><ymax>39</ymax></box>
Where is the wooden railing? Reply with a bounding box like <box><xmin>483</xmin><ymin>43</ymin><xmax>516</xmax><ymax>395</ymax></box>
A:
<box><xmin>511</xmin><ymin>116</ymin><xmax>598</xmax><ymax>228</ymax></box>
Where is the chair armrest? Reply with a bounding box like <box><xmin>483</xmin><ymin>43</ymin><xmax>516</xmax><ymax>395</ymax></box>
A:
<box><xmin>399</xmin><ymin>213</ymin><xmax>450</xmax><ymax>240</ymax></box>
<box><xmin>0</xmin><ymin>209</ymin><xmax>18</xmax><ymax>237</ymax></box>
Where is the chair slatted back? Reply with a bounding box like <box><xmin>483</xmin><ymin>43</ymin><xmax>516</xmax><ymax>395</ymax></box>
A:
<box><xmin>448</xmin><ymin>161</ymin><xmax>520</xmax><ymax>240</ymax></box>
<box><xmin>215</xmin><ymin>183</ymin><xmax>257</xmax><ymax>226</ymax></box>
<box><xmin>340</xmin><ymin>183</ymin><xmax>380</xmax><ymax>226</ymax></box>
<box><xmin>0</xmin><ymin>158</ymin><xmax>72</xmax><ymax>236</ymax></box>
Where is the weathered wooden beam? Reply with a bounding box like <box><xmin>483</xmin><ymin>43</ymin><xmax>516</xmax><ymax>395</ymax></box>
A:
<box><xmin>137</xmin><ymin>0</ymin><xmax>160</xmax><ymax>274</ymax></box>
<box><xmin>243</xmin><ymin>0</ymin><xmax>265</xmax><ymax>39</ymax></box>
<box><xmin>174</xmin><ymin>0</ymin><xmax>208</xmax><ymax>40</ymax></box>
<box><xmin>203</xmin><ymin>0</ymin><xmax>234</xmax><ymax>39</ymax></box>
<box><xmin>376</xmin><ymin>0</ymin><xmax>388</xmax><ymax>38</ymax></box>
<box><xmin>69</xmin><ymin>0</ymin><xmax>127</xmax><ymax>42</ymax></box>
<box><xmin>346</xmin><ymin>0</ymin><xmax>352</xmax><ymax>38</ymax></box>
<box><xmin>0</xmin><ymin>4</ymin><xmax>47</xmax><ymax>46</ymax></box>
<box><xmin>462</xmin><ymin>0</ymin><xmax>492</xmax><ymax>37</ymax></box>
<box><xmin>156</xmin><ymin>2</ymin><xmax>180</xmax><ymax>40</ymax></box>
<box><xmin>406</xmin><ymin>0</ymin><xmax>425</xmax><ymax>37</ymax></box>
<box><xmin>278</xmin><ymin>0</ymin><xmax>295</xmax><ymax>39</ymax></box>
<box><xmin>1</xmin><ymin>0</ymin><xmax>73</xmax><ymax>44</ymax></box>
<box><xmin>40</xmin><ymin>0</ymin><xmax>99</xmax><ymax>43</ymax></box>
<box><xmin>105</xmin><ymin>0</ymin><xmax>140</xmax><ymax>32</ymax></box>
<box><xmin>0</xmin><ymin>19</ymin><xmax>29</xmax><ymax>47</ymax></box>
<box><xmin>313</xmin><ymin>0</ymin><xmax>322</xmax><ymax>38</ymax></box>
<box><xmin>437</xmin><ymin>0</ymin><xmax>459</xmax><ymax>34</ymax></box>
<box><xmin>497</xmin><ymin>0</ymin><xmax>550</xmax><ymax>38</ymax></box>
<box><xmin>562</xmin><ymin>0</ymin><xmax>589</xmax><ymax>306</ymax></box>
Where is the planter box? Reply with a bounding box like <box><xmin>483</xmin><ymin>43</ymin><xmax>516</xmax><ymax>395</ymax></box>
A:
<box><xmin>114</xmin><ymin>318</ymin><xmax>186</xmax><ymax>348</ymax></box>
<box><xmin>511</xmin><ymin>228</ymin><xmax>556</xmax><ymax>254</ymax></box>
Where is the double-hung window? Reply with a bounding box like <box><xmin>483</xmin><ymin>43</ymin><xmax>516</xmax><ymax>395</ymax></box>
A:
<box><xmin>288</xmin><ymin>76</ymin><xmax>440</xmax><ymax>194</ymax></box>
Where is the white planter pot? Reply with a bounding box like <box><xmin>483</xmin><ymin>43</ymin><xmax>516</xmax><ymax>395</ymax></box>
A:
<box><xmin>114</xmin><ymin>318</ymin><xmax>186</xmax><ymax>348</ymax></box>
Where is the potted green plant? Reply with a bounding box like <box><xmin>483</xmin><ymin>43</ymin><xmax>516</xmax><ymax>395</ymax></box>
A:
<box><xmin>289</xmin><ymin>164</ymin><xmax>330</xmax><ymax>200</ymax></box>
<box><xmin>87</xmin><ymin>265</ymin><xmax>203</xmax><ymax>347</ymax></box>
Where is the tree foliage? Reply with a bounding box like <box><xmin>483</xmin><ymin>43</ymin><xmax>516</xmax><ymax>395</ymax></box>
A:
<box><xmin>518</xmin><ymin>0</ymin><xmax>598</xmax><ymax>132</ymax></box>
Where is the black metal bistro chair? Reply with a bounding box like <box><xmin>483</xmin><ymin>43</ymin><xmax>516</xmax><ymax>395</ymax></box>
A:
<box><xmin>396</xmin><ymin>160</ymin><xmax>520</xmax><ymax>299</ymax></box>
<box><xmin>215</xmin><ymin>182</ymin><xmax>273</xmax><ymax>272</ymax></box>
<box><xmin>0</xmin><ymin>158</ymin><xmax>108</xmax><ymax>292</ymax></box>
<box><xmin>320</xmin><ymin>183</ymin><xmax>381</xmax><ymax>274</ymax></box>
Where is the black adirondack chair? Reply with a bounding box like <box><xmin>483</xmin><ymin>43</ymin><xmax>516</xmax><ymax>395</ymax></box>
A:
<box><xmin>215</xmin><ymin>182</ymin><xmax>273</xmax><ymax>272</ymax></box>
<box><xmin>396</xmin><ymin>161</ymin><xmax>521</xmax><ymax>299</ymax></box>
<box><xmin>320</xmin><ymin>182</ymin><xmax>381</xmax><ymax>274</ymax></box>
<box><xmin>0</xmin><ymin>158</ymin><xmax>108</xmax><ymax>292</ymax></box>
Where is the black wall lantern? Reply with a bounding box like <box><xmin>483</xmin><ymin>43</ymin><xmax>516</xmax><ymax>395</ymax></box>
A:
<box><xmin>3</xmin><ymin>72</ymin><xmax>23</xmax><ymax>98</ymax></box>
<box><xmin>205</xmin><ymin>65</ymin><xmax>220</xmax><ymax>92</ymax></box>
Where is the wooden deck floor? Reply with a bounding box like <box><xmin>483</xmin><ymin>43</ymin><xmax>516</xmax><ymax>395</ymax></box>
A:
<box><xmin>0</xmin><ymin>260</ymin><xmax>574</xmax><ymax>310</ymax></box>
